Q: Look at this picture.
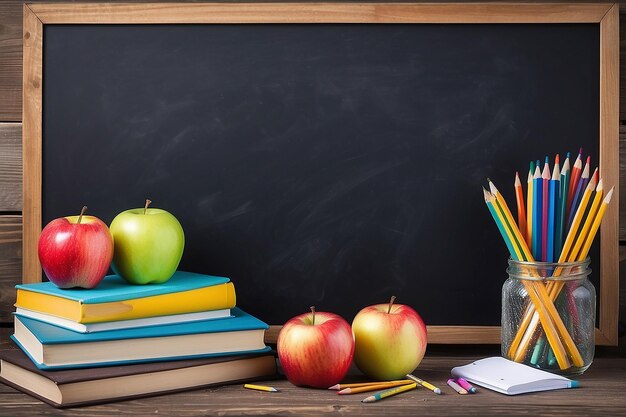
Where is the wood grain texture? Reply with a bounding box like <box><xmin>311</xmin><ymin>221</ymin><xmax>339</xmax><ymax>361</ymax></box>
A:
<box><xmin>0</xmin><ymin>123</ymin><xmax>21</xmax><ymax>212</ymax></box>
<box><xmin>28</xmin><ymin>3</ymin><xmax>614</xmax><ymax>24</ymax></box>
<box><xmin>0</xmin><ymin>2</ymin><xmax>22</xmax><ymax>122</ymax></box>
<box><xmin>620</xmin><ymin>125</ymin><xmax>626</xmax><ymax>241</ymax></box>
<box><xmin>0</xmin><ymin>3</ymin><xmax>624</xmax><ymax>122</ymax></box>
<box><xmin>2</xmin><ymin>328</ymin><xmax>626</xmax><ymax>416</ymax></box>
<box><xmin>21</xmin><ymin>4</ymin><xmax>42</xmax><ymax>284</ymax></box>
<box><xmin>0</xmin><ymin>216</ymin><xmax>21</xmax><ymax>324</ymax></box>
<box><xmin>599</xmin><ymin>3</ymin><xmax>620</xmax><ymax>346</ymax></box>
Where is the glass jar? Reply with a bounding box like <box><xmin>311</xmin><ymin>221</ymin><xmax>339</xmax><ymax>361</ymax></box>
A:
<box><xmin>501</xmin><ymin>258</ymin><xmax>595</xmax><ymax>376</ymax></box>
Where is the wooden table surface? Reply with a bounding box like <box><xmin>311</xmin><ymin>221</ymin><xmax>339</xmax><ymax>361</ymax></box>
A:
<box><xmin>1</xmin><ymin>327</ymin><xmax>625</xmax><ymax>416</ymax></box>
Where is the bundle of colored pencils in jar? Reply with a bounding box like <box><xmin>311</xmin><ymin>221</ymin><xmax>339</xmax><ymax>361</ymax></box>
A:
<box><xmin>484</xmin><ymin>149</ymin><xmax>614</xmax><ymax>374</ymax></box>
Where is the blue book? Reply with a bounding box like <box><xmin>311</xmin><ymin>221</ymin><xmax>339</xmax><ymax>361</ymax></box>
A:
<box><xmin>16</xmin><ymin>270</ymin><xmax>230</xmax><ymax>302</ymax></box>
<box><xmin>12</xmin><ymin>307</ymin><xmax>270</xmax><ymax>370</ymax></box>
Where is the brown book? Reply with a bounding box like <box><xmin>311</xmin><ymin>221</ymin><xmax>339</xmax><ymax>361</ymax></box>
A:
<box><xmin>0</xmin><ymin>349</ymin><xmax>277</xmax><ymax>408</ymax></box>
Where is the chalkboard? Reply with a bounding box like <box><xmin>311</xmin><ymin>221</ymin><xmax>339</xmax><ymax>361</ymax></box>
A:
<box><xmin>40</xmin><ymin>22</ymin><xmax>602</xmax><ymax>328</ymax></box>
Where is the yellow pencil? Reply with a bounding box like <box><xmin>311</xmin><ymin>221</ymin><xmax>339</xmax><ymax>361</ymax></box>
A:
<box><xmin>510</xmin><ymin>177</ymin><xmax>598</xmax><ymax>363</ymax></box>
<box><xmin>568</xmin><ymin>178</ymin><xmax>603</xmax><ymax>262</ymax></box>
<box><xmin>244</xmin><ymin>384</ymin><xmax>279</xmax><ymax>392</ymax></box>
<box><xmin>578</xmin><ymin>187</ymin><xmax>613</xmax><ymax>258</ymax></box>
<box><xmin>338</xmin><ymin>380</ymin><xmax>413</xmax><ymax>395</ymax></box>
<box><xmin>361</xmin><ymin>382</ymin><xmax>417</xmax><ymax>403</ymax></box>
<box><xmin>328</xmin><ymin>380</ymin><xmax>412</xmax><ymax>390</ymax></box>
<box><xmin>486</xmin><ymin>187</ymin><xmax>571</xmax><ymax>369</ymax></box>
<box><xmin>406</xmin><ymin>374</ymin><xmax>442</xmax><ymax>394</ymax></box>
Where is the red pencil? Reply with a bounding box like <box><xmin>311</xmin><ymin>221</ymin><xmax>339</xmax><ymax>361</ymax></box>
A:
<box><xmin>541</xmin><ymin>157</ymin><xmax>550</xmax><ymax>262</ymax></box>
<box><xmin>514</xmin><ymin>172</ymin><xmax>527</xmax><ymax>244</ymax></box>
<box><xmin>566</xmin><ymin>149</ymin><xmax>583</xmax><ymax>218</ymax></box>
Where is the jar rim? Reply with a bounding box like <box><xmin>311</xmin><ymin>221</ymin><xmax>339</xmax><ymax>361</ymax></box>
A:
<box><xmin>506</xmin><ymin>257</ymin><xmax>591</xmax><ymax>281</ymax></box>
<box><xmin>507</xmin><ymin>257</ymin><xmax>590</xmax><ymax>268</ymax></box>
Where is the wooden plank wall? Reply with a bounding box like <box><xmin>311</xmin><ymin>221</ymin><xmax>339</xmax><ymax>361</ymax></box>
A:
<box><xmin>0</xmin><ymin>2</ymin><xmax>624</xmax><ymax>338</ymax></box>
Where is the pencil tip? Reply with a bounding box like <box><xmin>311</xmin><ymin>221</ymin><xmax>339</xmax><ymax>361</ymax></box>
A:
<box><xmin>605</xmin><ymin>187</ymin><xmax>614</xmax><ymax>202</ymax></box>
<box><xmin>579</xmin><ymin>147</ymin><xmax>583</xmax><ymax>155</ymax></box>
<box><xmin>555</xmin><ymin>154</ymin><xmax>560</xmax><ymax>164</ymax></box>
<box><xmin>328</xmin><ymin>384</ymin><xmax>339</xmax><ymax>390</ymax></box>
<box><xmin>545</xmin><ymin>155</ymin><xmax>549</xmax><ymax>164</ymax></box>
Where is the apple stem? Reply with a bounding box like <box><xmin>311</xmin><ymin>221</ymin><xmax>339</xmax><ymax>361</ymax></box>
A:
<box><xmin>144</xmin><ymin>199</ymin><xmax>152</xmax><ymax>215</ymax></box>
<box><xmin>77</xmin><ymin>206</ymin><xmax>88</xmax><ymax>224</ymax></box>
<box><xmin>310</xmin><ymin>306</ymin><xmax>316</xmax><ymax>326</ymax></box>
<box><xmin>387</xmin><ymin>296</ymin><xmax>396</xmax><ymax>314</ymax></box>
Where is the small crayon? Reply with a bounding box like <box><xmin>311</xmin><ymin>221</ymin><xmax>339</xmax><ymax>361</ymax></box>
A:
<box><xmin>447</xmin><ymin>379</ymin><xmax>468</xmax><ymax>395</ymax></box>
<box><xmin>244</xmin><ymin>384</ymin><xmax>279</xmax><ymax>392</ymax></box>
<box><xmin>455</xmin><ymin>378</ymin><xmax>477</xmax><ymax>394</ymax></box>
<box><xmin>406</xmin><ymin>374</ymin><xmax>442</xmax><ymax>394</ymax></box>
<box><xmin>361</xmin><ymin>382</ymin><xmax>417</xmax><ymax>403</ymax></box>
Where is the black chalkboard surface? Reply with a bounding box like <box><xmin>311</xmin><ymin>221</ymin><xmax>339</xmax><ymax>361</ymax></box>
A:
<box><xmin>42</xmin><ymin>24</ymin><xmax>600</xmax><ymax>326</ymax></box>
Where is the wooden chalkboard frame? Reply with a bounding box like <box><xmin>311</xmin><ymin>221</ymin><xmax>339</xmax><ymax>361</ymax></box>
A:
<box><xmin>22</xmin><ymin>2</ymin><xmax>619</xmax><ymax>345</ymax></box>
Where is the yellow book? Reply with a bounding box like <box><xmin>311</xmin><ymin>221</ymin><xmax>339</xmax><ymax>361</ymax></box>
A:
<box><xmin>15</xmin><ymin>271</ymin><xmax>236</xmax><ymax>323</ymax></box>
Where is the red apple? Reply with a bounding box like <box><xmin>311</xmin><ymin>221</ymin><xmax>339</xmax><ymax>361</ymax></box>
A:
<box><xmin>277</xmin><ymin>307</ymin><xmax>354</xmax><ymax>388</ymax></box>
<box><xmin>38</xmin><ymin>206</ymin><xmax>114</xmax><ymax>289</ymax></box>
<box><xmin>352</xmin><ymin>297</ymin><xmax>427</xmax><ymax>380</ymax></box>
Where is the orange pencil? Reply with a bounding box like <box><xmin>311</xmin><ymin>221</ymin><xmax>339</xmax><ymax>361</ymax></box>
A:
<box><xmin>328</xmin><ymin>380</ymin><xmax>412</xmax><ymax>390</ymax></box>
<box><xmin>338</xmin><ymin>380</ymin><xmax>414</xmax><ymax>395</ymax></box>
<box><xmin>566</xmin><ymin>149</ymin><xmax>583</xmax><ymax>217</ymax></box>
<box><xmin>514</xmin><ymin>172</ymin><xmax>527</xmax><ymax>244</ymax></box>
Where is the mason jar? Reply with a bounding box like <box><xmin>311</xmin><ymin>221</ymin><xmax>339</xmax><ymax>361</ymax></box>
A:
<box><xmin>501</xmin><ymin>258</ymin><xmax>595</xmax><ymax>376</ymax></box>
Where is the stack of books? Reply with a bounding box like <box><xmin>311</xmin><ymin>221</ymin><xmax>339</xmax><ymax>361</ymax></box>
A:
<box><xmin>0</xmin><ymin>271</ymin><xmax>277</xmax><ymax>407</ymax></box>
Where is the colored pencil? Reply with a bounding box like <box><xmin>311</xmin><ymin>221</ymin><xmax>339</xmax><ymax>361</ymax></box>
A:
<box><xmin>447</xmin><ymin>379</ymin><xmax>468</xmax><ymax>395</ymax></box>
<box><xmin>568</xmin><ymin>158</ymin><xmax>590</xmax><ymax>229</ymax></box>
<box><xmin>489</xmin><ymin>181</ymin><xmax>585</xmax><ymax>369</ymax></box>
<box><xmin>540</xmin><ymin>157</ymin><xmax>550</xmax><ymax>261</ymax></box>
<box><xmin>531</xmin><ymin>335</ymin><xmax>546</xmax><ymax>365</ymax></box>
<box><xmin>578</xmin><ymin>187</ymin><xmax>614</xmax><ymax>257</ymax></box>
<box><xmin>456</xmin><ymin>378</ymin><xmax>477</xmax><ymax>394</ymax></box>
<box><xmin>484</xmin><ymin>188</ymin><xmax>571</xmax><ymax>369</ymax></box>
<box><xmin>566</xmin><ymin>149</ymin><xmax>583</xmax><ymax>217</ymax></box>
<box><xmin>489</xmin><ymin>181</ymin><xmax>526</xmax><ymax>259</ymax></box>
<box><xmin>337</xmin><ymin>381</ymin><xmax>414</xmax><ymax>394</ymax></box>
<box><xmin>511</xmin><ymin>177</ymin><xmax>598</xmax><ymax>365</ymax></box>
<box><xmin>244</xmin><ymin>384</ymin><xmax>279</xmax><ymax>392</ymax></box>
<box><xmin>526</xmin><ymin>161</ymin><xmax>535</xmax><ymax>247</ymax></box>
<box><xmin>569</xmin><ymin>178</ymin><xmax>603</xmax><ymax>261</ymax></box>
<box><xmin>328</xmin><ymin>380</ymin><xmax>413</xmax><ymax>390</ymax></box>
<box><xmin>556</xmin><ymin>154</ymin><xmax>570</xmax><ymax>259</ymax></box>
<box><xmin>405</xmin><ymin>374</ymin><xmax>442</xmax><ymax>395</ymax></box>
<box><xmin>532</xmin><ymin>164</ymin><xmax>542</xmax><ymax>260</ymax></box>
<box><xmin>515</xmin><ymin>172</ymin><xmax>527</xmax><ymax>243</ymax></box>
<box><xmin>361</xmin><ymin>382</ymin><xmax>417</xmax><ymax>403</ymax></box>
<box><xmin>547</xmin><ymin>158</ymin><xmax>559</xmax><ymax>262</ymax></box>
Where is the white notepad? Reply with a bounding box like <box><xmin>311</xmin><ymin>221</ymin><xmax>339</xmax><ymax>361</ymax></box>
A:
<box><xmin>451</xmin><ymin>357</ymin><xmax>579</xmax><ymax>395</ymax></box>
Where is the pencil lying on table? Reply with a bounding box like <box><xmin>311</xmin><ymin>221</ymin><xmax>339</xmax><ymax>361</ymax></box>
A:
<box><xmin>361</xmin><ymin>382</ymin><xmax>418</xmax><ymax>403</ymax></box>
<box><xmin>338</xmin><ymin>380</ymin><xmax>413</xmax><ymax>395</ymax></box>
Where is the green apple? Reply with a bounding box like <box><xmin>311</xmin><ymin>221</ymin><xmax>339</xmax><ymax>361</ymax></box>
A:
<box><xmin>352</xmin><ymin>296</ymin><xmax>427</xmax><ymax>380</ymax></box>
<box><xmin>110</xmin><ymin>200</ymin><xmax>184</xmax><ymax>284</ymax></box>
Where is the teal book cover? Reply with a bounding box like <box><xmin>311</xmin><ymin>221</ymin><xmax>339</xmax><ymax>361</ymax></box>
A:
<box><xmin>12</xmin><ymin>307</ymin><xmax>270</xmax><ymax>370</ymax></box>
<box><xmin>14</xmin><ymin>307</ymin><xmax>267</xmax><ymax>344</ymax></box>
<box><xmin>15</xmin><ymin>271</ymin><xmax>230</xmax><ymax>303</ymax></box>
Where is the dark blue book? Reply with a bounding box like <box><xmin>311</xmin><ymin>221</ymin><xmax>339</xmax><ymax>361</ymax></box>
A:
<box><xmin>12</xmin><ymin>307</ymin><xmax>270</xmax><ymax>370</ymax></box>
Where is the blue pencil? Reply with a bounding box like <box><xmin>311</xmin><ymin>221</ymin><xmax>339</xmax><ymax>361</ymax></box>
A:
<box><xmin>532</xmin><ymin>162</ymin><xmax>542</xmax><ymax>260</ymax></box>
<box><xmin>555</xmin><ymin>153</ymin><xmax>570</xmax><ymax>259</ymax></box>
<box><xmin>547</xmin><ymin>159</ymin><xmax>559</xmax><ymax>262</ymax></box>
